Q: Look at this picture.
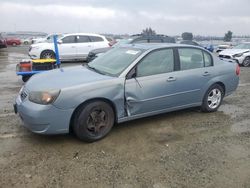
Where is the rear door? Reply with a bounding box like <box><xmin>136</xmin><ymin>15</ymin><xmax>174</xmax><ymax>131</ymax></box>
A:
<box><xmin>168</xmin><ymin>47</ymin><xmax>214</xmax><ymax>106</ymax></box>
<box><xmin>75</xmin><ymin>35</ymin><xmax>92</xmax><ymax>59</ymax></box>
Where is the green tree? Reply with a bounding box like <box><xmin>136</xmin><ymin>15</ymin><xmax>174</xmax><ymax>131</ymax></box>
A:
<box><xmin>224</xmin><ymin>31</ymin><xmax>233</xmax><ymax>42</ymax></box>
<box><xmin>181</xmin><ymin>32</ymin><xmax>193</xmax><ymax>40</ymax></box>
<box><xmin>141</xmin><ymin>27</ymin><xmax>156</xmax><ymax>35</ymax></box>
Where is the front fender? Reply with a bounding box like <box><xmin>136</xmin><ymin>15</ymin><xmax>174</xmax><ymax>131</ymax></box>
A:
<box><xmin>53</xmin><ymin>78</ymin><xmax>126</xmax><ymax>119</ymax></box>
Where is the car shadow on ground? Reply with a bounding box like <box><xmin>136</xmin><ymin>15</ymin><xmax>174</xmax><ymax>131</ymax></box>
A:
<box><xmin>25</xmin><ymin>107</ymin><xmax>201</xmax><ymax>145</ymax></box>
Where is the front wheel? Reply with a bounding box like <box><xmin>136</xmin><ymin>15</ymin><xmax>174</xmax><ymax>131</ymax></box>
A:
<box><xmin>40</xmin><ymin>50</ymin><xmax>55</xmax><ymax>59</ymax></box>
<box><xmin>242</xmin><ymin>57</ymin><xmax>250</xmax><ymax>67</ymax></box>
<box><xmin>201</xmin><ymin>84</ymin><xmax>224</xmax><ymax>112</ymax></box>
<box><xmin>73</xmin><ymin>101</ymin><xmax>115</xmax><ymax>142</ymax></box>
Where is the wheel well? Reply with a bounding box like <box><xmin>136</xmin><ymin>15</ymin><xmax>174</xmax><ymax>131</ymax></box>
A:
<box><xmin>214</xmin><ymin>82</ymin><xmax>225</xmax><ymax>95</ymax></box>
<box><xmin>69</xmin><ymin>98</ymin><xmax>118</xmax><ymax>133</ymax></box>
<box><xmin>244</xmin><ymin>56</ymin><xmax>250</xmax><ymax>60</ymax></box>
<box><xmin>40</xmin><ymin>50</ymin><xmax>55</xmax><ymax>58</ymax></box>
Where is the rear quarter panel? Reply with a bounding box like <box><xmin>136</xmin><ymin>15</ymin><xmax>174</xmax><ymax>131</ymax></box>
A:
<box><xmin>202</xmin><ymin>58</ymin><xmax>239</xmax><ymax>97</ymax></box>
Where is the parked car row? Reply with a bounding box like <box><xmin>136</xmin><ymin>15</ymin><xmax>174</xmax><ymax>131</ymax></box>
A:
<box><xmin>86</xmin><ymin>34</ymin><xmax>176</xmax><ymax>62</ymax></box>
<box><xmin>0</xmin><ymin>34</ymin><xmax>7</xmax><ymax>48</ymax></box>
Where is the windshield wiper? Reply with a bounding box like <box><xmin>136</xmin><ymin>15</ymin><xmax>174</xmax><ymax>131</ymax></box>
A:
<box><xmin>85</xmin><ymin>64</ymin><xmax>106</xmax><ymax>75</ymax></box>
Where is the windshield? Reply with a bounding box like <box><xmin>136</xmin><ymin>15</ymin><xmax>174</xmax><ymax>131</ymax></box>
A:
<box><xmin>88</xmin><ymin>47</ymin><xmax>144</xmax><ymax>76</ymax></box>
<box><xmin>46</xmin><ymin>34</ymin><xmax>63</xmax><ymax>42</ymax></box>
<box><xmin>233</xmin><ymin>43</ymin><xmax>250</xmax><ymax>49</ymax></box>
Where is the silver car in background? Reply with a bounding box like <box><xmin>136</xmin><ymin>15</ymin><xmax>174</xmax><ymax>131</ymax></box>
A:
<box><xmin>15</xmin><ymin>44</ymin><xmax>240</xmax><ymax>142</ymax></box>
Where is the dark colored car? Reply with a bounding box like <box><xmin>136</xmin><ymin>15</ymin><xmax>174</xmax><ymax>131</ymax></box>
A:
<box><xmin>0</xmin><ymin>34</ymin><xmax>7</xmax><ymax>48</ymax></box>
<box><xmin>180</xmin><ymin>40</ymin><xmax>200</xmax><ymax>46</ymax></box>
<box><xmin>5</xmin><ymin>38</ymin><xmax>21</xmax><ymax>46</ymax></box>
<box><xmin>86</xmin><ymin>34</ymin><xmax>176</xmax><ymax>62</ymax></box>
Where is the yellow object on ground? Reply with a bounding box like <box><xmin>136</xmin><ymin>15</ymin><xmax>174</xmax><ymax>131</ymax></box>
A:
<box><xmin>32</xmin><ymin>59</ymin><xmax>56</xmax><ymax>63</ymax></box>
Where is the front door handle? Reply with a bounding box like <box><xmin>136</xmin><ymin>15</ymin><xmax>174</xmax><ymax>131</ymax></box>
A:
<box><xmin>203</xmin><ymin>71</ymin><xmax>211</xmax><ymax>76</ymax></box>
<box><xmin>167</xmin><ymin>77</ymin><xmax>176</xmax><ymax>82</ymax></box>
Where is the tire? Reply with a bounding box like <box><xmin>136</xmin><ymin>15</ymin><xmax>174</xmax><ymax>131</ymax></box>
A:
<box><xmin>73</xmin><ymin>101</ymin><xmax>115</xmax><ymax>142</ymax></box>
<box><xmin>40</xmin><ymin>50</ymin><xmax>55</xmax><ymax>59</ymax></box>
<box><xmin>242</xmin><ymin>57</ymin><xmax>250</xmax><ymax>67</ymax></box>
<box><xmin>24</xmin><ymin>41</ymin><xmax>29</xmax><ymax>45</ymax></box>
<box><xmin>22</xmin><ymin>75</ymin><xmax>31</xmax><ymax>82</ymax></box>
<box><xmin>201</xmin><ymin>84</ymin><xmax>224</xmax><ymax>112</ymax></box>
<box><xmin>12</xmin><ymin>42</ymin><xmax>17</xmax><ymax>46</ymax></box>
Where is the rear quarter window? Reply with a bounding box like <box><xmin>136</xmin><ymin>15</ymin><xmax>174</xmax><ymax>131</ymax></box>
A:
<box><xmin>204</xmin><ymin>52</ymin><xmax>213</xmax><ymax>67</ymax></box>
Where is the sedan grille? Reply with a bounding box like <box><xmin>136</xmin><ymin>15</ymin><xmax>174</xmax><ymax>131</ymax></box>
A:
<box><xmin>219</xmin><ymin>55</ymin><xmax>231</xmax><ymax>59</ymax></box>
<box><xmin>20</xmin><ymin>90</ymin><xmax>28</xmax><ymax>101</ymax></box>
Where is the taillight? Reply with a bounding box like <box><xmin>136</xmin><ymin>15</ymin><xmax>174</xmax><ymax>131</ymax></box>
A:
<box><xmin>236</xmin><ymin>63</ymin><xmax>240</xmax><ymax>76</ymax></box>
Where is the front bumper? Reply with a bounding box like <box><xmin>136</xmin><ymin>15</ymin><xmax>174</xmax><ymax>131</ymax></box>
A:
<box><xmin>219</xmin><ymin>56</ymin><xmax>244</xmax><ymax>65</ymax></box>
<box><xmin>15</xmin><ymin>94</ymin><xmax>74</xmax><ymax>134</ymax></box>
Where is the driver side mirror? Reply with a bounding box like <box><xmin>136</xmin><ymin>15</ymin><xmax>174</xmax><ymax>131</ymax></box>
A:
<box><xmin>57</xmin><ymin>39</ymin><xmax>63</xmax><ymax>44</ymax></box>
<box><xmin>126</xmin><ymin>67</ymin><xmax>136</xmax><ymax>79</ymax></box>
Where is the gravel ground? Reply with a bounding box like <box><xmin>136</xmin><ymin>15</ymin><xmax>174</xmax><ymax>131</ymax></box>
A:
<box><xmin>0</xmin><ymin>46</ymin><xmax>250</xmax><ymax>188</ymax></box>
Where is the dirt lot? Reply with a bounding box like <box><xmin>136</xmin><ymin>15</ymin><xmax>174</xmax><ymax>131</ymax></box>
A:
<box><xmin>0</xmin><ymin>46</ymin><xmax>250</xmax><ymax>188</ymax></box>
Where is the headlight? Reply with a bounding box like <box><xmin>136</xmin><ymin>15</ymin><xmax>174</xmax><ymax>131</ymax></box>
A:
<box><xmin>233</xmin><ymin>53</ymin><xmax>243</xmax><ymax>58</ymax></box>
<box><xmin>30</xmin><ymin>46</ymin><xmax>40</xmax><ymax>50</ymax></box>
<box><xmin>29</xmin><ymin>90</ymin><xmax>60</xmax><ymax>105</ymax></box>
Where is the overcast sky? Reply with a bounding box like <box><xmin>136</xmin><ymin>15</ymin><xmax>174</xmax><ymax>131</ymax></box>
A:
<box><xmin>1</xmin><ymin>0</ymin><xmax>250</xmax><ymax>36</ymax></box>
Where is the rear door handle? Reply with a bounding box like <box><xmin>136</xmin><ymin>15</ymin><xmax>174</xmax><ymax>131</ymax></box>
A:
<box><xmin>167</xmin><ymin>77</ymin><xmax>176</xmax><ymax>82</ymax></box>
<box><xmin>203</xmin><ymin>71</ymin><xmax>211</xmax><ymax>76</ymax></box>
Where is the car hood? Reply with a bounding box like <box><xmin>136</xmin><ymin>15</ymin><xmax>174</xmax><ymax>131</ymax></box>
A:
<box><xmin>24</xmin><ymin>65</ymin><xmax>114</xmax><ymax>91</ymax></box>
<box><xmin>219</xmin><ymin>49</ymin><xmax>249</xmax><ymax>55</ymax></box>
<box><xmin>91</xmin><ymin>47</ymin><xmax>111</xmax><ymax>54</ymax></box>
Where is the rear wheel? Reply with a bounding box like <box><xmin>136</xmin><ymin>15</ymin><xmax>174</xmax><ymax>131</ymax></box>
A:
<box><xmin>40</xmin><ymin>50</ymin><xmax>55</xmax><ymax>59</ymax></box>
<box><xmin>242</xmin><ymin>57</ymin><xmax>250</xmax><ymax>67</ymax></box>
<box><xmin>12</xmin><ymin>42</ymin><xmax>17</xmax><ymax>46</ymax></box>
<box><xmin>201</xmin><ymin>84</ymin><xmax>224</xmax><ymax>112</ymax></box>
<box><xmin>73</xmin><ymin>101</ymin><xmax>115</xmax><ymax>142</ymax></box>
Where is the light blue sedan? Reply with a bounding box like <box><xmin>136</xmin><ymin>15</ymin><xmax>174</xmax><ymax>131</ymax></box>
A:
<box><xmin>14</xmin><ymin>44</ymin><xmax>240</xmax><ymax>142</ymax></box>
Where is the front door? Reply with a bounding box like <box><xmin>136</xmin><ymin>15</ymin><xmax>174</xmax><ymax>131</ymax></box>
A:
<box><xmin>59</xmin><ymin>35</ymin><xmax>77</xmax><ymax>60</ymax></box>
<box><xmin>125</xmin><ymin>48</ymin><xmax>177</xmax><ymax>116</ymax></box>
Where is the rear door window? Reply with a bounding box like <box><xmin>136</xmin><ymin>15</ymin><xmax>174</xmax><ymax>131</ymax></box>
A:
<box><xmin>178</xmin><ymin>48</ymin><xmax>204</xmax><ymax>70</ymax></box>
<box><xmin>77</xmin><ymin>35</ymin><xmax>91</xmax><ymax>43</ymax></box>
<box><xmin>89</xmin><ymin>36</ymin><xmax>104</xmax><ymax>42</ymax></box>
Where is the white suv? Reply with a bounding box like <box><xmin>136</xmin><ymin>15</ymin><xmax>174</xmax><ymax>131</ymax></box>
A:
<box><xmin>29</xmin><ymin>33</ymin><xmax>110</xmax><ymax>61</ymax></box>
<box><xmin>218</xmin><ymin>42</ymin><xmax>250</xmax><ymax>67</ymax></box>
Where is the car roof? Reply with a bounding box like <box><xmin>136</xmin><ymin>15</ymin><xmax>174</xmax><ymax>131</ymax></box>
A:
<box><xmin>120</xmin><ymin>43</ymin><xmax>205</xmax><ymax>51</ymax></box>
<box><xmin>62</xmin><ymin>33</ymin><xmax>105</xmax><ymax>37</ymax></box>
